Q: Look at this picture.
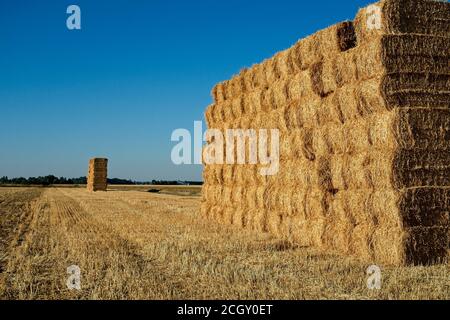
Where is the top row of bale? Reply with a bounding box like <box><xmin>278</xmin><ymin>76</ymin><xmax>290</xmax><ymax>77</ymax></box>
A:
<box><xmin>211</xmin><ymin>0</ymin><xmax>449</xmax><ymax>104</ymax></box>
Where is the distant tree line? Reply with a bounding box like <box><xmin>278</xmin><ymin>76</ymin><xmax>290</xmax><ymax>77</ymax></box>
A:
<box><xmin>0</xmin><ymin>175</ymin><xmax>202</xmax><ymax>186</ymax></box>
<box><xmin>0</xmin><ymin>175</ymin><xmax>87</xmax><ymax>186</ymax></box>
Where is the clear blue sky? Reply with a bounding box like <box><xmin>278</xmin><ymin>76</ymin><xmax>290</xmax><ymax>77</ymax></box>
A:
<box><xmin>0</xmin><ymin>0</ymin><xmax>373</xmax><ymax>181</ymax></box>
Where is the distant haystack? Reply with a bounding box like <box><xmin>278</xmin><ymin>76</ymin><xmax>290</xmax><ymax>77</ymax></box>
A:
<box><xmin>87</xmin><ymin>158</ymin><xmax>108</xmax><ymax>192</ymax></box>
<box><xmin>202</xmin><ymin>0</ymin><xmax>450</xmax><ymax>265</ymax></box>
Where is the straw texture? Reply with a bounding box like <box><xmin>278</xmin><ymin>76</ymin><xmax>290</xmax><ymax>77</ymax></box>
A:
<box><xmin>202</xmin><ymin>0</ymin><xmax>450</xmax><ymax>265</ymax></box>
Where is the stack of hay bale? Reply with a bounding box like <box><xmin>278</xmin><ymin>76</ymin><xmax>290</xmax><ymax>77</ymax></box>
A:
<box><xmin>87</xmin><ymin>158</ymin><xmax>108</xmax><ymax>192</ymax></box>
<box><xmin>202</xmin><ymin>0</ymin><xmax>449</xmax><ymax>265</ymax></box>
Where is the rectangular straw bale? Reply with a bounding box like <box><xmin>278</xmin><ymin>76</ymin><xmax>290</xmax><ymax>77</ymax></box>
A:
<box><xmin>384</xmin><ymin>73</ymin><xmax>450</xmax><ymax>96</ymax></box>
<box><xmin>321</xmin><ymin>217</ymin><xmax>352</xmax><ymax>254</ymax></box>
<box><xmin>393</xmin><ymin>108</ymin><xmax>450</xmax><ymax>150</ymax></box>
<box><xmin>306</xmin><ymin>217</ymin><xmax>327</xmax><ymax>247</ymax></box>
<box><xmin>243</xmin><ymin>67</ymin><xmax>255</xmax><ymax>92</ymax></box>
<box><xmin>200</xmin><ymin>202</ymin><xmax>211</xmax><ymax>218</ymax></box>
<box><xmin>354</xmin><ymin>40</ymin><xmax>384</xmax><ymax>80</ymax></box>
<box><xmin>206</xmin><ymin>206</ymin><xmax>222</xmax><ymax>221</ymax></box>
<box><xmin>393</xmin><ymin>149</ymin><xmax>450</xmax><ymax>188</ymax></box>
<box><xmin>354</xmin><ymin>0</ymin><xmax>450</xmax><ymax>45</ymax></box>
<box><xmin>341</xmin><ymin>36</ymin><xmax>450</xmax><ymax>85</ymax></box>
<box><xmin>282</xmin><ymin>105</ymin><xmax>301</xmax><ymax>131</ymax></box>
<box><xmin>295</xmin><ymin>97</ymin><xmax>321</xmax><ymax>128</ymax></box>
<box><xmin>328</xmin><ymin>51</ymin><xmax>358</xmax><ymax>88</ymax></box>
<box><xmin>386</xmin><ymin>91</ymin><xmax>450</xmax><ymax>109</ymax></box>
<box><xmin>328</xmin><ymin>149</ymin><xmax>450</xmax><ymax>190</ymax></box>
<box><xmin>276</xmin><ymin>50</ymin><xmax>296</xmax><ymax>79</ymax></box>
<box><xmin>204</xmin><ymin>187</ymin><xmax>449</xmax><ymax>267</ymax></box>
<box><xmin>272</xmin><ymin>161</ymin><xmax>311</xmax><ymax>190</ymax></box>
<box><xmin>309</xmin><ymin>61</ymin><xmax>333</xmax><ymax>98</ymax></box>
<box><xmin>267</xmin><ymin>211</ymin><xmax>283</xmax><ymax>236</ymax></box>
<box><xmin>252</xmin><ymin>63</ymin><xmax>268</xmax><ymax>91</ymax></box>
<box><xmin>371</xmin><ymin>226</ymin><xmax>406</xmax><ymax>265</ymax></box>
<box><xmin>210</xmin><ymin>103</ymin><xmax>224</xmax><ymax>125</ymax></box>
<box><xmin>321</xmin><ymin>58</ymin><xmax>338</xmax><ymax>93</ymax></box>
<box><xmin>205</xmin><ymin>104</ymin><xmax>215</xmax><ymax>127</ymax></box>
<box><xmin>246</xmin><ymin>90</ymin><xmax>263</xmax><ymax>114</ymax></box>
<box><xmin>287</xmin><ymin>70</ymin><xmax>315</xmax><ymax>99</ymax></box>
<box><xmin>260</xmin><ymin>86</ymin><xmax>275</xmax><ymax>112</ymax></box>
<box><xmin>223</xmin><ymin>79</ymin><xmax>235</xmax><ymax>102</ymax></box>
<box><xmin>246</xmin><ymin>208</ymin><xmax>267</xmax><ymax>232</ymax></box>
<box><xmin>334</xmin><ymin>77</ymin><xmax>387</xmax><ymax>122</ymax></box>
<box><xmin>292</xmin><ymin>33</ymin><xmax>322</xmax><ymax>71</ymax></box>
<box><xmin>383</xmin><ymin>0</ymin><xmax>450</xmax><ymax>37</ymax></box>
<box><xmin>272</xmin><ymin>81</ymin><xmax>290</xmax><ymax>110</ymax></box>
<box><xmin>382</xmin><ymin>34</ymin><xmax>450</xmax><ymax>58</ymax></box>
<box><xmin>323</xmin><ymin>108</ymin><xmax>450</xmax><ymax>155</ymax></box>
<box><xmin>221</xmin><ymin>102</ymin><xmax>235</xmax><ymax>122</ymax></box>
<box><xmin>314</xmin><ymin>95</ymin><xmax>345</xmax><ymax>127</ymax></box>
<box><xmin>399</xmin><ymin>187</ymin><xmax>450</xmax><ymax>227</ymax></box>
<box><xmin>212</xmin><ymin>83</ymin><xmax>226</xmax><ymax>104</ymax></box>
<box><xmin>222</xmin><ymin>207</ymin><xmax>235</xmax><ymax>225</ymax></box>
<box><xmin>383</xmin><ymin>55</ymin><xmax>450</xmax><ymax>76</ymax></box>
<box><xmin>403</xmin><ymin>226</ymin><xmax>449</xmax><ymax>265</ymax></box>
<box><xmin>288</xmin><ymin>216</ymin><xmax>311</xmax><ymax>246</ymax></box>
<box><xmin>265</xmin><ymin>56</ymin><xmax>282</xmax><ymax>84</ymax></box>
<box><xmin>230</xmin><ymin>207</ymin><xmax>246</xmax><ymax>228</ymax></box>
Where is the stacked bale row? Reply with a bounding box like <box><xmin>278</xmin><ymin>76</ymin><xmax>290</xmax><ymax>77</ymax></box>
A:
<box><xmin>202</xmin><ymin>0</ymin><xmax>449</xmax><ymax>265</ymax></box>
<box><xmin>87</xmin><ymin>158</ymin><xmax>108</xmax><ymax>192</ymax></box>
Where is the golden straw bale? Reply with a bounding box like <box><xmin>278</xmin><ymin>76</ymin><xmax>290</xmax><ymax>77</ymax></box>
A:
<box><xmin>231</xmin><ymin>207</ymin><xmax>245</xmax><ymax>228</ymax></box>
<box><xmin>212</xmin><ymin>83</ymin><xmax>225</xmax><ymax>103</ymax></box>
<box><xmin>272</xmin><ymin>81</ymin><xmax>289</xmax><ymax>110</ymax></box>
<box><xmin>252</xmin><ymin>63</ymin><xmax>268</xmax><ymax>89</ymax></box>
<box><xmin>260</xmin><ymin>87</ymin><xmax>274</xmax><ymax>112</ymax></box>
<box><xmin>231</xmin><ymin>97</ymin><xmax>244</xmax><ymax>119</ymax></box>
<box><xmin>204</xmin><ymin>104</ymin><xmax>215</xmax><ymax>127</ymax></box>
<box><xmin>333</xmin><ymin>50</ymin><xmax>358</xmax><ymax>87</ymax></box>
<box><xmin>295</xmin><ymin>33</ymin><xmax>322</xmax><ymax>70</ymax></box>
<box><xmin>267</xmin><ymin>211</ymin><xmax>282</xmax><ymax>237</ymax></box>
<box><xmin>277</xmin><ymin>50</ymin><xmax>296</xmax><ymax>79</ymax></box>
<box><xmin>222</xmin><ymin>207</ymin><xmax>234</xmax><ymax>225</ymax></box>
<box><xmin>247</xmin><ymin>90</ymin><xmax>263</xmax><ymax>114</ymax></box>
<box><xmin>244</xmin><ymin>187</ymin><xmax>258</xmax><ymax>209</ymax></box>
<box><xmin>354</xmin><ymin>0</ymin><xmax>450</xmax><ymax>41</ymax></box>
<box><xmin>287</xmin><ymin>71</ymin><xmax>315</xmax><ymax>100</ymax></box>
<box><xmin>265</xmin><ymin>56</ymin><xmax>282</xmax><ymax>85</ymax></box>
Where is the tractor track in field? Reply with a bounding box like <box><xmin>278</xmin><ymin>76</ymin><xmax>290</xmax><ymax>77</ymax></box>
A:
<box><xmin>1</xmin><ymin>188</ymin><xmax>184</xmax><ymax>299</ymax></box>
<box><xmin>46</xmin><ymin>188</ymin><xmax>185</xmax><ymax>299</ymax></box>
<box><xmin>0</xmin><ymin>189</ymin><xmax>43</xmax><ymax>270</ymax></box>
<box><xmin>0</xmin><ymin>188</ymin><xmax>43</xmax><ymax>293</ymax></box>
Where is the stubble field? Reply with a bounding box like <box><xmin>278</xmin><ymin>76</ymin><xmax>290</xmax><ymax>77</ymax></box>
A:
<box><xmin>0</xmin><ymin>187</ymin><xmax>448</xmax><ymax>300</ymax></box>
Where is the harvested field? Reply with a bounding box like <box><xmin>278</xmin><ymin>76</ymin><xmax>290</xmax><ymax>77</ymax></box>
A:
<box><xmin>0</xmin><ymin>187</ymin><xmax>448</xmax><ymax>300</ymax></box>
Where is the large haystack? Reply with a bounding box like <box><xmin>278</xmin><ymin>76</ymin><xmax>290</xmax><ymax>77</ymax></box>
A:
<box><xmin>202</xmin><ymin>0</ymin><xmax>450</xmax><ymax>265</ymax></box>
<box><xmin>87</xmin><ymin>158</ymin><xmax>108</xmax><ymax>192</ymax></box>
